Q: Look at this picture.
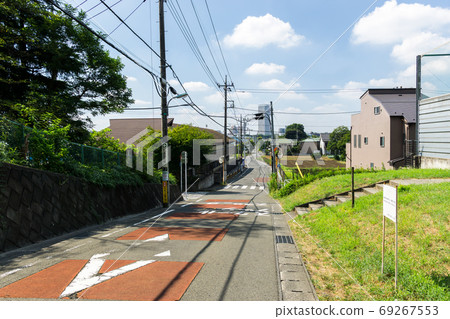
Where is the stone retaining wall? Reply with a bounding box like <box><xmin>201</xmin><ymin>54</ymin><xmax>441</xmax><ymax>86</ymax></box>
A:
<box><xmin>0</xmin><ymin>162</ymin><xmax>180</xmax><ymax>252</ymax></box>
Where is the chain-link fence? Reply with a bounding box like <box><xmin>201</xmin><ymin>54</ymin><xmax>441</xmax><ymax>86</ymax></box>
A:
<box><xmin>0</xmin><ymin>117</ymin><xmax>128</xmax><ymax>169</ymax></box>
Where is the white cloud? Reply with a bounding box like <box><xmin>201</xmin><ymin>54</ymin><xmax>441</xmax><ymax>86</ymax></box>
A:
<box><xmin>391</xmin><ymin>33</ymin><xmax>450</xmax><ymax>65</ymax></box>
<box><xmin>259</xmin><ymin>79</ymin><xmax>300</xmax><ymax>90</ymax></box>
<box><xmin>223</xmin><ymin>14</ymin><xmax>304</xmax><ymax>49</ymax></box>
<box><xmin>204</xmin><ymin>92</ymin><xmax>224</xmax><ymax>106</ymax></box>
<box><xmin>245</xmin><ymin>63</ymin><xmax>286</xmax><ymax>75</ymax></box>
<box><xmin>126</xmin><ymin>76</ymin><xmax>138</xmax><ymax>82</ymax></box>
<box><xmin>352</xmin><ymin>0</ymin><xmax>450</xmax><ymax>46</ymax></box>
<box><xmin>183</xmin><ymin>81</ymin><xmax>210</xmax><ymax>92</ymax></box>
<box><xmin>134</xmin><ymin>99</ymin><xmax>152</xmax><ymax>105</ymax></box>
<box><xmin>258</xmin><ymin>79</ymin><xmax>306</xmax><ymax>101</ymax></box>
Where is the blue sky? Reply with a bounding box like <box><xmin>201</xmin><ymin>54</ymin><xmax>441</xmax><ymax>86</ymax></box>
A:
<box><xmin>66</xmin><ymin>0</ymin><xmax>450</xmax><ymax>136</ymax></box>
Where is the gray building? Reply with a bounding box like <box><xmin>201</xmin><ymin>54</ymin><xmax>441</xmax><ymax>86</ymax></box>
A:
<box><xmin>418</xmin><ymin>93</ymin><xmax>450</xmax><ymax>168</ymax></box>
<box><xmin>258</xmin><ymin>104</ymin><xmax>271</xmax><ymax>136</ymax></box>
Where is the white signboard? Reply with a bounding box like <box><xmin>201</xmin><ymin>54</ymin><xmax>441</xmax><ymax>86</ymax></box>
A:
<box><xmin>383</xmin><ymin>185</ymin><xmax>397</xmax><ymax>223</ymax></box>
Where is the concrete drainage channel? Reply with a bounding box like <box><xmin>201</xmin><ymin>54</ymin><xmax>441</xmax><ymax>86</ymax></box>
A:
<box><xmin>273</xmin><ymin>212</ymin><xmax>318</xmax><ymax>301</ymax></box>
<box><xmin>294</xmin><ymin>180</ymin><xmax>390</xmax><ymax>215</ymax></box>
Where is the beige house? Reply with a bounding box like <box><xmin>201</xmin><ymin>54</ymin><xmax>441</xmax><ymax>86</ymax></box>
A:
<box><xmin>346</xmin><ymin>88</ymin><xmax>416</xmax><ymax>170</ymax></box>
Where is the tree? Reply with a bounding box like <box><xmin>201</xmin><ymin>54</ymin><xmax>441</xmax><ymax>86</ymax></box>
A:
<box><xmin>327</xmin><ymin>126</ymin><xmax>350</xmax><ymax>161</ymax></box>
<box><xmin>285</xmin><ymin>123</ymin><xmax>307</xmax><ymax>141</ymax></box>
<box><xmin>0</xmin><ymin>0</ymin><xmax>133</xmax><ymax>142</ymax></box>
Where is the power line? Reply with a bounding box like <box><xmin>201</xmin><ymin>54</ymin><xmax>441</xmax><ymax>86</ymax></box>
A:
<box><xmin>43</xmin><ymin>0</ymin><xmax>161</xmax><ymax>86</ymax></box>
<box><xmin>109</xmin><ymin>0</ymin><xmax>148</xmax><ymax>36</ymax></box>
<box><xmin>190</xmin><ymin>0</ymin><xmax>224</xmax><ymax>82</ymax></box>
<box><xmin>275</xmin><ymin>0</ymin><xmax>380</xmax><ymax>103</ymax></box>
<box><xmin>233</xmin><ymin>106</ymin><xmax>359</xmax><ymax>115</ymax></box>
<box><xmin>98</xmin><ymin>0</ymin><xmax>164</xmax><ymax>66</ymax></box>
<box><xmin>88</xmin><ymin>0</ymin><xmax>122</xmax><ymax>20</ymax></box>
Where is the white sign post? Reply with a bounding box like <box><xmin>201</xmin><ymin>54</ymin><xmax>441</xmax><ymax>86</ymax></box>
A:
<box><xmin>382</xmin><ymin>184</ymin><xmax>398</xmax><ymax>290</ymax></box>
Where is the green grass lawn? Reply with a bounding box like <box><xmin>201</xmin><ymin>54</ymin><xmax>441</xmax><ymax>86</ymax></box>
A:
<box><xmin>288</xmin><ymin>182</ymin><xmax>450</xmax><ymax>301</ymax></box>
<box><xmin>278</xmin><ymin>168</ymin><xmax>450</xmax><ymax>212</ymax></box>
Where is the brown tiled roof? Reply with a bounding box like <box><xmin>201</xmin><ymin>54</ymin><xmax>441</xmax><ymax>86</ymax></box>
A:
<box><xmin>108</xmin><ymin>118</ymin><xmax>175</xmax><ymax>143</ymax></box>
<box><xmin>108</xmin><ymin>118</ymin><xmax>227</xmax><ymax>143</ymax></box>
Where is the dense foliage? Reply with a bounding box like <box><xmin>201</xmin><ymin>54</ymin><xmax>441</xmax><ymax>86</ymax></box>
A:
<box><xmin>327</xmin><ymin>125</ymin><xmax>350</xmax><ymax>160</ymax></box>
<box><xmin>0</xmin><ymin>0</ymin><xmax>133</xmax><ymax>142</ymax></box>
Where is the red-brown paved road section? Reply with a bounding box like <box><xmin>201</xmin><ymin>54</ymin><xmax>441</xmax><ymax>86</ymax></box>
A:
<box><xmin>117</xmin><ymin>227</ymin><xmax>229</xmax><ymax>241</ymax></box>
<box><xmin>165</xmin><ymin>212</ymin><xmax>238</xmax><ymax>220</ymax></box>
<box><xmin>205</xmin><ymin>199</ymin><xmax>250</xmax><ymax>203</ymax></box>
<box><xmin>79</xmin><ymin>261</ymin><xmax>203</xmax><ymax>301</ymax></box>
<box><xmin>193</xmin><ymin>204</ymin><xmax>246</xmax><ymax>209</ymax></box>
<box><xmin>0</xmin><ymin>260</ymin><xmax>203</xmax><ymax>301</ymax></box>
<box><xmin>0</xmin><ymin>260</ymin><xmax>85</xmax><ymax>299</ymax></box>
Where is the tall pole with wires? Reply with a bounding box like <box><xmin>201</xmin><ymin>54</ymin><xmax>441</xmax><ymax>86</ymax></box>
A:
<box><xmin>219</xmin><ymin>75</ymin><xmax>233</xmax><ymax>184</ymax></box>
<box><xmin>160</xmin><ymin>0</ymin><xmax>169</xmax><ymax>207</ymax></box>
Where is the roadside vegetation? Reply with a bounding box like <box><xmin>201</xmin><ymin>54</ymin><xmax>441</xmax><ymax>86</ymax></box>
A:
<box><xmin>276</xmin><ymin>168</ymin><xmax>450</xmax><ymax>212</ymax></box>
<box><xmin>288</xmin><ymin>182</ymin><xmax>450</xmax><ymax>300</ymax></box>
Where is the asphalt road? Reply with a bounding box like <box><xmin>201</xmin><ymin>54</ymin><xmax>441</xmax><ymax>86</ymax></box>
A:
<box><xmin>0</xmin><ymin>154</ymin><xmax>283</xmax><ymax>301</ymax></box>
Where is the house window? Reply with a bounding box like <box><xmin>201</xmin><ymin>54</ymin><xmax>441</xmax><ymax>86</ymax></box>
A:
<box><xmin>374</xmin><ymin>106</ymin><xmax>381</xmax><ymax>115</ymax></box>
<box><xmin>353</xmin><ymin>135</ymin><xmax>357</xmax><ymax>148</ymax></box>
<box><xmin>380</xmin><ymin>136</ymin><xmax>385</xmax><ymax>148</ymax></box>
<box><xmin>358</xmin><ymin>135</ymin><xmax>361</xmax><ymax>148</ymax></box>
<box><xmin>364</xmin><ymin>137</ymin><xmax>368</xmax><ymax>145</ymax></box>
<box><xmin>370</xmin><ymin>162</ymin><xmax>374</xmax><ymax>169</ymax></box>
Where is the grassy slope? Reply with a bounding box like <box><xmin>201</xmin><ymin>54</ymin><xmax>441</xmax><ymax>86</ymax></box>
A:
<box><xmin>289</xmin><ymin>182</ymin><xmax>450</xmax><ymax>301</ymax></box>
<box><xmin>279</xmin><ymin>169</ymin><xmax>450</xmax><ymax>212</ymax></box>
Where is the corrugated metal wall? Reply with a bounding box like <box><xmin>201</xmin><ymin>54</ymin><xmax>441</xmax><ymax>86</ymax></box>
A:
<box><xmin>419</xmin><ymin>93</ymin><xmax>450</xmax><ymax>159</ymax></box>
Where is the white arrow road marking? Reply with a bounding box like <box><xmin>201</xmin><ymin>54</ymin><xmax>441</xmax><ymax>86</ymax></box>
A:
<box><xmin>258</xmin><ymin>212</ymin><xmax>269</xmax><ymax>216</ymax></box>
<box><xmin>60</xmin><ymin>254</ymin><xmax>154</xmax><ymax>298</ymax></box>
<box><xmin>154</xmin><ymin>250</ymin><xmax>171</xmax><ymax>257</ymax></box>
<box><xmin>144</xmin><ymin>234</ymin><xmax>169</xmax><ymax>242</ymax></box>
<box><xmin>259</xmin><ymin>208</ymin><xmax>269</xmax><ymax>212</ymax></box>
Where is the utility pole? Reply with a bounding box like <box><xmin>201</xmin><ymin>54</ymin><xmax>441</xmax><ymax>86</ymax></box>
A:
<box><xmin>240</xmin><ymin>114</ymin><xmax>243</xmax><ymax>158</ymax></box>
<box><xmin>270</xmin><ymin>101</ymin><xmax>276</xmax><ymax>174</ymax></box>
<box><xmin>159</xmin><ymin>0</ymin><xmax>169</xmax><ymax>207</ymax></box>
<box><xmin>219</xmin><ymin>75</ymin><xmax>233</xmax><ymax>184</ymax></box>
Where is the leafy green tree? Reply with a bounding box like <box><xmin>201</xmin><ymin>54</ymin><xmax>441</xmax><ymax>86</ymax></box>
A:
<box><xmin>0</xmin><ymin>0</ymin><xmax>133</xmax><ymax>142</ymax></box>
<box><xmin>285</xmin><ymin>123</ymin><xmax>307</xmax><ymax>141</ymax></box>
<box><xmin>328</xmin><ymin>125</ymin><xmax>350</xmax><ymax>160</ymax></box>
<box><xmin>88</xmin><ymin>128</ymin><xmax>127</xmax><ymax>153</ymax></box>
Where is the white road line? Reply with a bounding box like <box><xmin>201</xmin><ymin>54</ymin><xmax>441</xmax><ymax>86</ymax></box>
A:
<box><xmin>64</xmin><ymin>243</ymin><xmax>86</xmax><ymax>253</ymax></box>
<box><xmin>241</xmin><ymin>185</ymin><xmax>248</xmax><ymax>189</ymax></box>
<box><xmin>133</xmin><ymin>218</ymin><xmax>151</xmax><ymax>226</ymax></box>
<box><xmin>196</xmin><ymin>199</ymin><xmax>202</xmax><ymax>202</ymax></box>
<box><xmin>0</xmin><ymin>261</ymin><xmax>39</xmax><ymax>279</ymax></box>
<box><xmin>250</xmin><ymin>185</ymin><xmax>256</xmax><ymax>190</ymax></box>
<box><xmin>224</xmin><ymin>185</ymin><xmax>231</xmax><ymax>189</ymax></box>
<box><xmin>232</xmin><ymin>185</ymin><xmax>239</xmax><ymax>189</ymax></box>
<box><xmin>259</xmin><ymin>186</ymin><xmax>264</xmax><ymax>190</ymax></box>
<box><xmin>101</xmin><ymin>227</ymin><xmax>130</xmax><ymax>238</ymax></box>
<box><xmin>181</xmin><ymin>203</ymin><xmax>192</xmax><ymax>207</ymax></box>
